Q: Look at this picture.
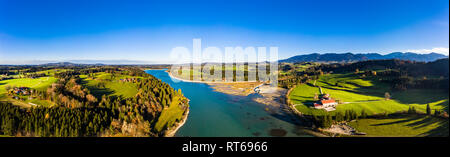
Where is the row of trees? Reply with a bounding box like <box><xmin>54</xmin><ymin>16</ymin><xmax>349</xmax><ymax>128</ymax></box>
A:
<box><xmin>312</xmin><ymin>105</ymin><xmax>447</xmax><ymax>129</ymax></box>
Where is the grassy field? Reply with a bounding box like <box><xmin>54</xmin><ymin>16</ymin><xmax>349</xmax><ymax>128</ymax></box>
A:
<box><xmin>28</xmin><ymin>99</ymin><xmax>54</xmax><ymax>107</ymax></box>
<box><xmin>81</xmin><ymin>72</ymin><xmax>140</xmax><ymax>98</ymax></box>
<box><xmin>280</xmin><ymin>62</ymin><xmax>317</xmax><ymax>75</ymax></box>
<box><xmin>349</xmin><ymin>115</ymin><xmax>449</xmax><ymax>137</ymax></box>
<box><xmin>289</xmin><ymin>73</ymin><xmax>449</xmax><ymax>116</ymax></box>
<box><xmin>0</xmin><ymin>77</ymin><xmax>58</xmax><ymax>107</ymax></box>
<box><xmin>153</xmin><ymin>96</ymin><xmax>186</xmax><ymax>132</ymax></box>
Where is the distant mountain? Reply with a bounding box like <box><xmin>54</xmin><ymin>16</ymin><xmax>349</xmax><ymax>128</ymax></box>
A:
<box><xmin>280</xmin><ymin>52</ymin><xmax>448</xmax><ymax>63</ymax></box>
<box><xmin>41</xmin><ymin>62</ymin><xmax>81</xmax><ymax>66</ymax></box>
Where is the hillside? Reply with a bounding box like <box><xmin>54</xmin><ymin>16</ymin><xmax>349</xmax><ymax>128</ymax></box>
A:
<box><xmin>280</xmin><ymin>52</ymin><xmax>448</xmax><ymax>63</ymax></box>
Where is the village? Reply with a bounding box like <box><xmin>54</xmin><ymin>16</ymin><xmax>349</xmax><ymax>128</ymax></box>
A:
<box><xmin>5</xmin><ymin>86</ymin><xmax>34</xmax><ymax>101</ymax></box>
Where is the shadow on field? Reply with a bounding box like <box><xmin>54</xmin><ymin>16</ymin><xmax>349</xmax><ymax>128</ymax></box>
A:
<box><xmin>422</xmin><ymin>119</ymin><xmax>449</xmax><ymax>137</ymax></box>
<box><xmin>319</xmin><ymin>80</ymin><xmax>367</xmax><ymax>89</ymax></box>
<box><xmin>88</xmin><ymin>88</ymin><xmax>114</xmax><ymax>99</ymax></box>
<box><xmin>371</xmin><ymin>115</ymin><xmax>423</xmax><ymax>126</ymax></box>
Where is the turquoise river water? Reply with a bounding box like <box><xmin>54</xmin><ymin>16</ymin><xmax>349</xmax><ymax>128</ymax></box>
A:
<box><xmin>146</xmin><ymin>69</ymin><xmax>313</xmax><ymax>137</ymax></box>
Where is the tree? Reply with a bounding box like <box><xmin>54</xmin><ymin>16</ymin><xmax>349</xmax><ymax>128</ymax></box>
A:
<box><xmin>327</xmin><ymin>114</ymin><xmax>333</xmax><ymax>126</ymax></box>
<box><xmin>361</xmin><ymin>110</ymin><xmax>367</xmax><ymax>119</ymax></box>
<box><xmin>426</xmin><ymin>104</ymin><xmax>431</xmax><ymax>115</ymax></box>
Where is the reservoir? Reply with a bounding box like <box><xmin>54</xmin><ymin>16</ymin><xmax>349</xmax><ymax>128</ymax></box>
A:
<box><xmin>146</xmin><ymin>69</ymin><xmax>312</xmax><ymax>137</ymax></box>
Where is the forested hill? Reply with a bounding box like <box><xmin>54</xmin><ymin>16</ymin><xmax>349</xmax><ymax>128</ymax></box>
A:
<box><xmin>314</xmin><ymin>58</ymin><xmax>449</xmax><ymax>90</ymax></box>
<box><xmin>280</xmin><ymin>52</ymin><xmax>448</xmax><ymax>63</ymax></box>
<box><xmin>0</xmin><ymin>66</ymin><xmax>189</xmax><ymax>137</ymax></box>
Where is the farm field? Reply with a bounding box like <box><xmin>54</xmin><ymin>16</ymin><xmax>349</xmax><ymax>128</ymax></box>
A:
<box><xmin>81</xmin><ymin>72</ymin><xmax>188</xmax><ymax>134</ymax></box>
<box><xmin>289</xmin><ymin>73</ymin><xmax>449</xmax><ymax>116</ymax></box>
<box><xmin>349</xmin><ymin>115</ymin><xmax>449</xmax><ymax>137</ymax></box>
<box><xmin>80</xmin><ymin>72</ymin><xmax>140</xmax><ymax>98</ymax></box>
<box><xmin>154</xmin><ymin>96</ymin><xmax>186</xmax><ymax>132</ymax></box>
<box><xmin>0</xmin><ymin>77</ymin><xmax>58</xmax><ymax>107</ymax></box>
<box><xmin>0</xmin><ymin>77</ymin><xmax>57</xmax><ymax>93</ymax></box>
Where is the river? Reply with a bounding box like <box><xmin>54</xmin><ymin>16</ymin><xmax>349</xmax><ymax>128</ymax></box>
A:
<box><xmin>146</xmin><ymin>69</ymin><xmax>313</xmax><ymax>137</ymax></box>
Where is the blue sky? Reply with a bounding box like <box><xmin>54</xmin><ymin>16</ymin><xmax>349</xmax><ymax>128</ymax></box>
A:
<box><xmin>0</xmin><ymin>0</ymin><xmax>448</xmax><ymax>64</ymax></box>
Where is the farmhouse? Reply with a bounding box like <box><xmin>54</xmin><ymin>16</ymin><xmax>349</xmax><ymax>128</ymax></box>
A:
<box><xmin>314</xmin><ymin>99</ymin><xmax>338</xmax><ymax>109</ymax></box>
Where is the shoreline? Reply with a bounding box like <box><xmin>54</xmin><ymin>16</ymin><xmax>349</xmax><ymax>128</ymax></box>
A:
<box><xmin>166</xmin><ymin>70</ymin><xmax>260</xmax><ymax>84</ymax></box>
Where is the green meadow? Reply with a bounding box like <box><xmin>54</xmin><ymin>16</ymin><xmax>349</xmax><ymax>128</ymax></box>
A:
<box><xmin>289</xmin><ymin>73</ymin><xmax>449</xmax><ymax>116</ymax></box>
<box><xmin>80</xmin><ymin>72</ymin><xmax>140</xmax><ymax>99</ymax></box>
<box><xmin>0</xmin><ymin>77</ymin><xmax>57</xmax><ymax>93</ymax></box>
<box><xmin>154</xmin><ymin>96</ymin><xmax>186</xmax><ymax>132</ymax></box>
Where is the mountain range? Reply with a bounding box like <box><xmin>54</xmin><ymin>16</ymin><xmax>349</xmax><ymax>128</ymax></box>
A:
<box><xmin>280</xmin><ymin>52</ymin><xmax>448</xmax><ymax>63</ymax></box>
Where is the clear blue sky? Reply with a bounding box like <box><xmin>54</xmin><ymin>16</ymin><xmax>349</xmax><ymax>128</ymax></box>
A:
<box><xmin>0</xmin><ymin>0</ymin><xmax>448</xmax><ymax>64</ymax></box>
